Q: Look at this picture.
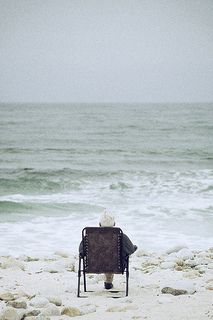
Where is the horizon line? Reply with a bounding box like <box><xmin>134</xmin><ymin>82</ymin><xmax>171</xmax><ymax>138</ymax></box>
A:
<box><xmin>0</xmin><ymin>101</ymin><xmax>213</xmax><ymax>105</ymax></box>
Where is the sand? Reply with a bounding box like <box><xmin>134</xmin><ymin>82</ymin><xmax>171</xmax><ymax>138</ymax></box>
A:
<box><xmin>0</xmin><ymin>246</ymin><xmax>213</xmax><ymax>320</ymax></box>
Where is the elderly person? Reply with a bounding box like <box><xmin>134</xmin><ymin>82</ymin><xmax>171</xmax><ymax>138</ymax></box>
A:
<box><xmin>79</xmin><ymin>211</ymin><xmax>137</xmax><ymax>290</ymax></box>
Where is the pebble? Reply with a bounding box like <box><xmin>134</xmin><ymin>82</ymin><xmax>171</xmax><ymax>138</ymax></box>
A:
<box><xmin>106</xmin><ymin>304</ymin><xmax>138</xmax><ymax>312</ymax></box>
<box><xmin>25</xmin><ymin>309</ymin><xmax>41</xmax><ymax>317</ymax></box>
<box><xmin>166</xmin><ymin>245</ymin><xmax>187</xmax><ymax>255</ymax></box>
<box><xmin>0</xmin><ymin>307</ymin><xmax>20</xmax><ymax>320</ymax></box>
<box><xmin>46</xmin><ymin>296</ymin><xmax>62</xmax><ymax>306</ymax></box>
<box><xmin>176</xmin><ymin>249</ymin><xmax>194</xmax><ymax>261</ymax></box>
<box><xmin>161</xmin><ymin>287</ymin><xmax>188</xmax><ymax>296</ymax></box>
<box><xmin>41</xmin><ymin>303</ymin><xmax>60</xmax><ymax>316</ymax></box>
<box><xmin>206</xmin><ymin>284</ymin><xmax>213</xmax><ymax>290</ymax></box>
<box><xmin>0</xmin><ymin>293</ymin><xmax>16</xmax><ymax>302</ymax></box>
<box><xmin>30</xmin><ymin>297</ymin><xmax>49</xmax><ymax>308</ymax></box>
<box><xmin>54</xmin><ymin>251</ymin><xmax>70</xmax><ymax>258</ymax></box>
<box><xmin>80</xmin><ymin>304</ymin><xmax>96</xmax><ymax>315</ymax></box>
<box><xmin>1</xmin><ymin>258</ymin><xmax>25</xmax><ymax>271</ymax></box>
<box><xmin>36</xmin><ymin>315</ymin><xmax>51</xmax><ymax>320</ymax></box>
<box><xmin>61</xmin><ymin>307</ymin><xmax>81</xmax><ymax>317</ymax></box>
<box><xmin>183</xmin><ymin>270</ymin><xmax>201</xmax><ymax>279</ymax></box>
<box><xmin>162</xmin><ymin>278</ymin><xmax>196</xmax><ymax>293</ymax></box>
<box><xmin>185</xmin><ymin>260</ymin><xmax>198</xmax><ymax>268</ymax></box>
<box><xmin>7</xmin><ymin>300</ymin><xmax>27</xmax><ymax>309</ymax></box>
<box><xmin>161</xmin><ymin>262</ymin><xmax>176</xmax><ymax>269</ymax></box>
<box><xmin>136</xmin><ymin>250</ymin><xmax>150</xmax><ymax>257</ymax></box>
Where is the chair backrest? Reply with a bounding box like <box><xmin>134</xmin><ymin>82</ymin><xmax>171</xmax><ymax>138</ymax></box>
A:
<box><xmin>82</xmin><ymin>227</ymin><xmax>123</xmax><ymax>274</ymax></box>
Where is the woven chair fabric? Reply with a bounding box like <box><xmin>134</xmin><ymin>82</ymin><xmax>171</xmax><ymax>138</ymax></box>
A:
<box><xmin>83</xmin><ymin>227</ymin><xmax>122</xmax><ymax>274</ymax></box>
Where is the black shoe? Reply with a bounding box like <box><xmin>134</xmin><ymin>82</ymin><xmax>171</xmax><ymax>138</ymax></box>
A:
<box><xmin>104</xmin><ymin>282</ymin><xmax>113</xmax><ymax>290</ymax></box>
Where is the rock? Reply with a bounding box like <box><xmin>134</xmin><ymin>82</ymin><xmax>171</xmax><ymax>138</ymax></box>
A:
<box><xmin>166</xmin><ymin>245</ymin><xmax>187</xmax><ymax>255</ymax></box>
<box><xmin>14</xmin><ymin>290</ymin><xmax>31</xmax><ymax>299</ymax></box>
<box><xmin>0</xmin><ymin>293</ymin><xmax>16</xmax><ymax>302</ymax></box>
<box><xmin>24</xmin><ymin>316</ymin><xmax>50</xmax><ymax>320</ymax></box>
<box><xmin>176</xmin><ymin>249</ymin><xmax>194</xmax><ymax>260</ymax></box>
<box><xmin>175</xmin><ymin>266</ymin><xmax>183</xmax><ymax>271</ymax></box>
<box><xmin>206</xmin><ymin>283</ymin><xmax>213</xmax><ymax>290</ymax></box>
<box><xmin>7</xmin><ymin>300</ymin><xmax>27</xmax><ymax>309</ymax></box>
<box><xmin>161</xmin><ymin>262</ymin><xmax>176</xmax><ymax>269</ymax></box>
<box><xmin>80</xmin><ymin>304</ymin><xmax>96</xmax><ymax>315</ymax></box>
<box><xmin>136</xmin><ymin>249</ymin><xmax>150</xmax><ymax>257</ymax></box>
<box><xmin>1</xmin><ymin>258</ymin><xmax>25</xmax><ymax>271</ymax></box>
<box><xmin>161</xmin><ymin>280</ymin><xmax>196</xmax><ymax>295</ymax></box>
<box><xmin>185</xmin><ymin>260</ymin><xmax>198</xmax><ymax>268</ymax></box>
<box><xmin>183</xmin><ymin>270</ymin><xmax>201</xmax><ymax>279</ymax></box>
<box><xmin>46</xmin><ymin>296</ymin><xmax>62</xmax><ymax>306</ymax></box>
<box><xmin>29</xmin><ymin>297</ymin><xmax>49</xmax><ymax>308</ymax></box>
<box><xmin>25</xmin><ymin>310</ymin><xmax>41</xmax><ymax>317</ymax></box>
<box><xmin>61</xmin><ymin>307</ymin><xmax>81</xmax><ymax>317</ymax></box>
<box><xmin>106</xmin><ymin>305</ymin><xmax>138</xmax><ymax>312</ymax></box>
<box><xmin>54</xmin><ymin>251</ymin><xmax>70</xmax><ymax>258</ymax></box>
<box><xmin>36</xmin><ymin>315</ymin><xmax>51</xmax><ymax>320</ymax></box>
<box><xmin>161</xmin><ymin>287</ymin><xmax>188</xmax><ymax>296</ymax></box>
<box><xmin>0</xmin><ymin>307</ymin><xmax>20</xmax><ymax>320</ymax></box>
<box><xmin>26</xmin><ymin>256</ymin><xmax>40</xmax><ymax>262</ymax></box>
<box><xmin>175</xmin><ymin>260</ymin><xmax>185</xmax><ymax>267</ymax></box>
<box><xmin>41</xmin><ymin>303</ymin><xmax>60</xmax><ymax>316</ymax></box>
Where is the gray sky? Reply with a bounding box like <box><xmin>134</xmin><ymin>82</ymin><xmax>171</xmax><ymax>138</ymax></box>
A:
<box><xmin>0</xmin><ymin>0</ymin><xmax>213</xmax><ymax>103</ymax></box>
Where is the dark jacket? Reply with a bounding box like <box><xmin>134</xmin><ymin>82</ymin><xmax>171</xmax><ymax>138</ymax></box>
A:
<box><xmin>79</xmin><ymin>232</ymin><xmax>137</xmax><ymax>269</ymax></box>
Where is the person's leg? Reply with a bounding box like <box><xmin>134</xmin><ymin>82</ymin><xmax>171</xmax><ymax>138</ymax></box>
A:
<box><xmin>104</xmin><ymin>273</ymin><xmax>114</xmax><ymax>289</ymax></box>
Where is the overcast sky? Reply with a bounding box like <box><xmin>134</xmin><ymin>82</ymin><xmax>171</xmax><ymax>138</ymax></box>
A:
<box><xmin>0</xmin><ymin>0</ymin><xmax>213</xmax><ymax>103</ymax></box>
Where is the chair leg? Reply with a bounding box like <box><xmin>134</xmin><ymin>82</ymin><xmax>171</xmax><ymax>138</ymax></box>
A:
<box><xmin>83</xmin><ymin>259</ymin><xmax>87</xmax><ymax>292</ymax></box>
<box><xmin>77</xmin><ymin>256</ymin><xmax>81</xmax><ymax>297</ymax></box>
<box><xmin>126</xmin><ymin>257</ymin><xmax>129</xmax><ymax>296</ymax></box>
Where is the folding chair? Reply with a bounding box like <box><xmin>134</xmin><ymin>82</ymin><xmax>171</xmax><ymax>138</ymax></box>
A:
<box><xmin>77</xmin><ymin>227</ymin><xmax>129</xmax><ymax>297</ymax></box>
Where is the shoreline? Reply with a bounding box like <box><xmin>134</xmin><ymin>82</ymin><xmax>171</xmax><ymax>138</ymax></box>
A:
<box><xmin>0</xmin><ymin>246</ymin><xmax>213</xmax><ymax>320</ymax></box>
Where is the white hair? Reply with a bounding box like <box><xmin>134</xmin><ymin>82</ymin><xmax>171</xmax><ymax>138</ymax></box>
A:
<box><xmin>99</xmin><ymin>211</ymin><xmax>115</xmax><ymax>227</ymax></box>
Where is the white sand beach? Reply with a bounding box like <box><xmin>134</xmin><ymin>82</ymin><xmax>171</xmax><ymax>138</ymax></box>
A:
<box><xmin>0</xmin><ymin>246</ymin><xmax>212</xmax><ymax>320</ymax></box>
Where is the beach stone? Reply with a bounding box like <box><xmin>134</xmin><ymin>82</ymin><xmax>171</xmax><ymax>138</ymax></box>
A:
<box><xmin>206</xmin><ymin>285</ymin><xmax>213</xmax><ymax>290</ymax></box>
<box><xmin>25</xmin><ymin>256</ymin><xmax>40</xmax><ymax>262</ymax></box>
<box><xmin>0</xmin><ymin>307</ymin><xmax>20</xmax><ymax>320</ymax></box>
<box><xmin>30</xmin><ymin>297</ymin><xmax>49</xmax><ymax>308</ymax></box>
<box><xmin>25</xmin><ymin>310</ymin><xmax>41</xmax><ymax>317</ymax></box>
<box><xmin>185</xmin><ymin>260</ymin><xmax>198</xmax><ymax>268</ymax></box>
<box><xmin>183</xmin><ymin>270</ymin><xmax>201</xmax><ymax>279</ymax></box>
<box><xmin>61</xmin><ymin>307</ymin><xmax>81</xmax><ymax>317</ymax></box>
<box><xmin>161</xmin><ymin>287</ymin><xmax>188</xmax><ymax>296</ymax></box>
<box><xmin>1</xmin><ymin>258</ymin><xmax>25</xmax><ymax>271</ymax></box>
<box><xmin>175</xmin><ymin>266</ymin><xmax>183</xmax><ymax>271</ymax></box>
<box><xmin>24</xmin><ymin>316</ymin><xmax>50</xmax><ymax>320</ymax></box>
<box><xmin>7</xmin><ymin>300</ymin><xmax>27</xmax><ymax>309</ymax></box>
<box><xmin>54</xmin><ymin>251</ymin><xmax>70</xmax><ymax>258</ymax></box>
<box><xmin>36</xmin><ymin>315</ymin><xmax>50</xmax><ymax>320</ymax></box>
<box><xmin>161</xmin><ymin>262</ymin><xmax>176</xmax><ymax>269</ymax></box>
<box><xmin>80</xmin><ymin>304</ymin><xmax>96</xmax><ymax>315</ymax></box>
<box><xmin>46</xmin><ymin>296</ymin><xmax>62</xmax><ymax>306</ymax></box>
<box><xmin>0</xmin><ymin>293</ymin><xmax>16</xmax><ymax>302</ymax></box>
<box><xmin>106</xmin><ymin>304</ymin><xmax>138</xmax><ymax>312</ymax></box>
<box><xmin>14</xmin><ymin>290</ymin><xmax>31</xmax><ymax>299</ymax></box>
<box><xmin>176</xmin><ymin>249</ymin><xmax>194</xmax><ymax>260</ymax></box>
<box><xmin>41</xmin><ymin>303</ymin><xmax>60</xmax><ymax>316</ymax></box>
<box><xmin>166</xmin><ymin>245</ymin><xmax>187</xmax><ymax>255</ymax></box>
<box><xmin>136</xmin><ymin>250</ymin><xmax>150</xmax><ymax>257</ymax></box>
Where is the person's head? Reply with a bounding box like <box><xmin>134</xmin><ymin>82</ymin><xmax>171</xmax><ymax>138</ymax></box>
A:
<box><xmin>99</xmin><ymin>210</ymin><xmax>115</xmax><ymax>227</ymax></box>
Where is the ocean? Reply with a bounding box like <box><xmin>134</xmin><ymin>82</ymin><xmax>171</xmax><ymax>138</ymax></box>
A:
<box><xmin>0</xmin><ymin>103</ymin><xmax>212</xmax><ymax>256</ymax></box>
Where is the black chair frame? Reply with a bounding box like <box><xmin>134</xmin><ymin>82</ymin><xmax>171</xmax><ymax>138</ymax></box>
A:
<box><xmin>77</xmin><ymin>227</ymin><xmax>129</xmax><ymax>297</ymax></box>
